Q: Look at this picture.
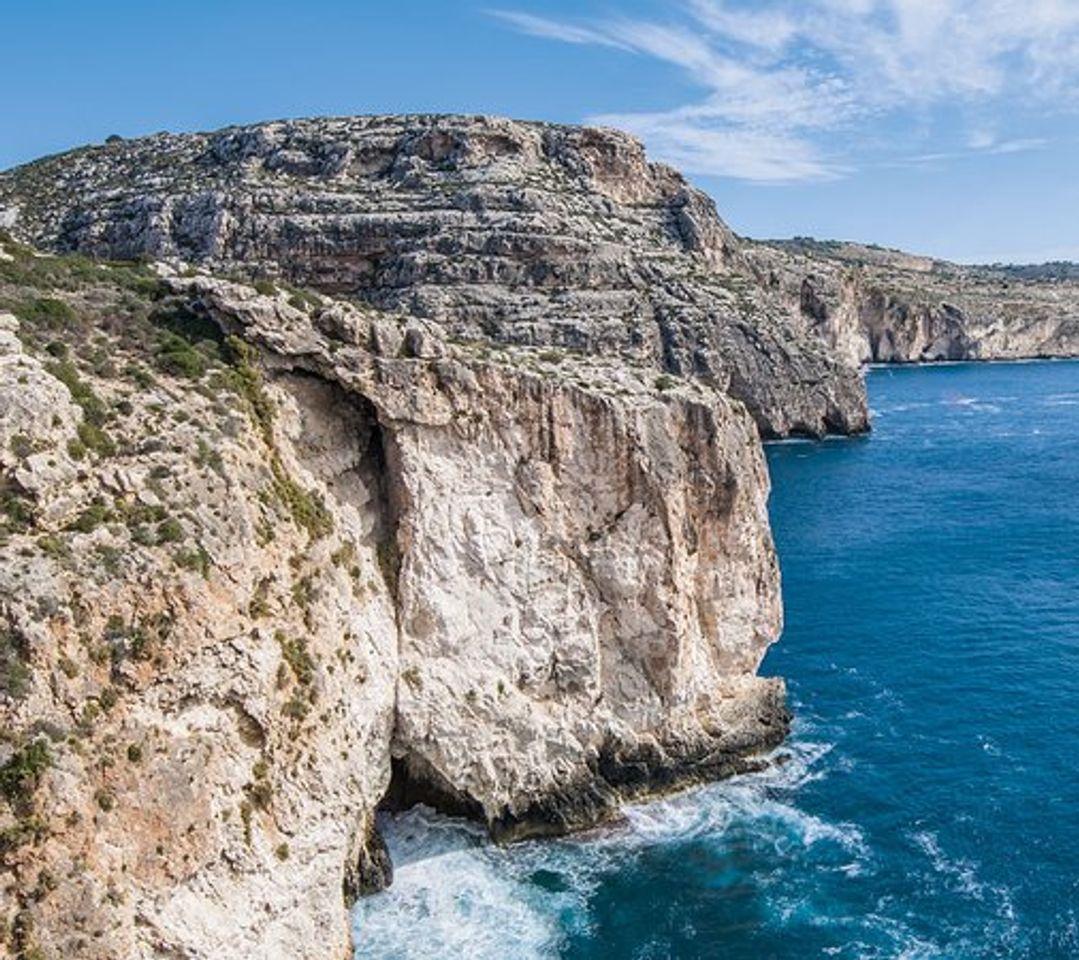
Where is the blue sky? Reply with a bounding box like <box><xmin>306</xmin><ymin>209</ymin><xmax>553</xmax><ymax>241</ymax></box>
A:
<box><xmin>4</xmin><ymin>0</ymin><xmax>1079</xmax><ymax>263</ymax></box>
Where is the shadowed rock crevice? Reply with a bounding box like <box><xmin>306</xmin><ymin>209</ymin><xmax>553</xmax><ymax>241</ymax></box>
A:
<box><xmin>380</xmin><ymin>754</ymin><xmax>485</xmax><ymax>822</ymax></box>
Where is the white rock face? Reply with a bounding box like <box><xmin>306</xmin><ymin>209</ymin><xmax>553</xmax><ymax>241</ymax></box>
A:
<box><xmin>0</xmin><ymin>262</ymin><xmax>786</xmax><ymax>960</ymax></box>
<box><xmin>749</xmin><ymin>239</ymin><xmax>1079</xmax><ymax>364</ymax></box>
<box><xmin>384</xmin><ymin>361</ymin><xmax>784</xmax><ymax>837</ymax></box>
<box><xmin>0</xmin><ymin>299</ymin><xmax>398</xmax><ymax>959</ymax></box>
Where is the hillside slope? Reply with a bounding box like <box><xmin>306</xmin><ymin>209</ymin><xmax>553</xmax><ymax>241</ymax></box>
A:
<box><xmin>0</xmin><ymin>115</ymin><xmax>868</xmax><ymax>439</ymax></box>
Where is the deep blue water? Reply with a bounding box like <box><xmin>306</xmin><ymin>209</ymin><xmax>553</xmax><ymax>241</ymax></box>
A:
<box><xmin>355</xmin><ymin>361</ymin><xmax>1079</xmax><ymax>959</ymax></box>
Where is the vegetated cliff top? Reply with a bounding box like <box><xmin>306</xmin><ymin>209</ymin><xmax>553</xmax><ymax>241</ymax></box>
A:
<box><xmin>0</xmin><ymin>114</ymin><xmax>869</xmax><ymax>439</ymax></box>
<box><xmin>763</xmin><ymin>235</ymin><xmax>1079</xmax><ymax>283</ymax></box>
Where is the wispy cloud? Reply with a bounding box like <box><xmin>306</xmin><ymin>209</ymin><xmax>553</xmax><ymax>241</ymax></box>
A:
<box><xmin>492</xmin><ymin>1</ymin><xmax>1079</xmax><ymax>182</ymax></box>
<box><xmin>488</xmin><ymin>10</ymin><xmax>633</xmax><ymax>51</ymax></box>
<box><xmin>898</xmin><ymin>136</ymin><xmax>1049</xmax><ymax>167</ymax></box>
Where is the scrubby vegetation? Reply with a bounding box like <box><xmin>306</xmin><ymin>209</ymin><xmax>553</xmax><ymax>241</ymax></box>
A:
<box><xmin>225</xmin><ymin>336</ymin><xmax>333</xmax><ymax>540</ymax></box>
<box><xmin>0</xmin><ymin>627</ymin><xmax>30</xmax><ymax>699</ymax></box>
<box><xmin>0</xmin><ymin>739</ymin><xmax>51</xmax><ymax>811</ymax></box>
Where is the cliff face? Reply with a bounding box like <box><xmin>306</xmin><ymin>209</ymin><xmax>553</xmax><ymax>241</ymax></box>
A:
<box><xmin>0</xmin><ymin>235</ymin><xmax>786</xmax><ymax>959</ymax></box>
<box><xmin>8</xmin><ymin>111</ymin><xmax>1072</xmax><ymax>960</ymax></box>
<box><xmin>0</xmin><ymin>115</ymin><xmax>867</xmax><ymax>439</ymax></box>
<box><xmin>751</xmin><ymin>239</ymin><xmax>1079</xmax><ymax>364</ymax></box>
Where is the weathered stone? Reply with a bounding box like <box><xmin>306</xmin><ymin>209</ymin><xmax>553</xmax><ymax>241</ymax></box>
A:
<box><xmin>0</xmin><ymin>115</ymin><xmax>869</xmax><ymax>439</ymax></box>
<box><xmin>749</xmin><ymin>238</ymin><xmax>1079</xmax><ymax>364</ymax></box>
<box><xmin>0</xmin><ymin>257</ymin><xmax>786</xmax><ymax>960</ymax></box>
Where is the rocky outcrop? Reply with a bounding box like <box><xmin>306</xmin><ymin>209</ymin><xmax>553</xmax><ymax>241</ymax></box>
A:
<box><xmin>0</xmin><ymin>237</ymin><xmax>787</xmax><ymax>959</ymax></box>
<box><xmin>5</xmin><ymin>112</ymin><xmax>1078</xmax><ymax>960</ymax></box>
<box><xmin>0</xmin><ymin>115</ymin><xmax>867</xmax><ymax>439</ymax></box>
<box><xmin>183</xmin><ymin>271</ymin><xmax>788</xmax><ymax>841</ymax></box>
<box><xmin>750</xmin><ymin>238</ymin><xmax>1079</xmax><ymax>364</ymax></box>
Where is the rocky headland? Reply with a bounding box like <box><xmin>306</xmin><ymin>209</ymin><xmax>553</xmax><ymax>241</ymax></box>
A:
<box><xmin>750</xmin><ymin>237</ymin><xmax>1079</xmax><ymax>366</ymax></box>
<box><xmin>0</xmin><ymin>115</ymin><xmax>868</xmax><ymax>440</ymax></box>
<box><xmin>0</xmin><ymin>237</ymin><xmax>785</xmax><ymax>959</ymax></box>
<box><xmin>0</xmin><ymin>115</ymin><xmax>1076</xmax><ymax>960</ymax></box>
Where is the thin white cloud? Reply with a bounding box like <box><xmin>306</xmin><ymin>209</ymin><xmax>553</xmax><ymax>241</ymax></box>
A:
<box><xmin>487</xmin><ymin>10</ymin><xmax>633</xmax><ymax>51</ymax></box>
<box><xmin>988</xmin><ymin>137</ymin><xmax>1048</xmax><ymax>155</ymax></box>
<box><xmin>967</xmin><ymin>129</ymin><xmax>997</xmax><ymax>151</ymax></box>
<box><xmin>896</xmin><ymin>137</ymin><xmax>1048</xmax><ymax>167</ymax></box>
<box><xmin>592</xmin><ymin>111</ymin><xmax>848</xmax><ymax>182</ymax></box>
<box><xmin>493</xmin><ymin>1</ymin><xmax>1079</xmax><ymax>182</ymax></box>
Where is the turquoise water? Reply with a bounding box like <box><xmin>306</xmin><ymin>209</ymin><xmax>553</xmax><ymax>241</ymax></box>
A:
<box><xmin>354</xmin><ymin>361</ymin><xmax>1079</xmax><ymax>959</ymax></box>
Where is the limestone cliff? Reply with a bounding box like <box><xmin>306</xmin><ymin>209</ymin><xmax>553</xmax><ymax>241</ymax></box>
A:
<box><xmin>0</xmin><ymin>115</ymin><xmax>867</xmax><ymax>439</ymax></box>
<box><xmin>750</xmin><ymin>238</ymin><xmax>1079</xmax><ymax>364</ymax></box>
<box><xmin>0</xmin><ymin>234</ymin><xmax>786</xmax><ymax>959</ymax></box>
<box><xmin>7</xmin><ymin>111</ymin><xmax>1073</xmax><ymax>960</ymax></box>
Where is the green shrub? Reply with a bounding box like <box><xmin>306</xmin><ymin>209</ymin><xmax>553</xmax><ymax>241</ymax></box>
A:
<box><xmin>45</xmin><ymin>360</ymin><xmax>109</xmax><ymax>425</ymax></box>
<box><xmin>376</xmin><ymin>538</ymin><xmax>400</xmax><ymax>596</ymax></box>
<box><xmin>156</xmin><ymin>517</ymin><xmax>183</xmax><ymax>543</ymax></box>
<box><xmin>9</xmin><ymin>434</ymin><xmax>35</xmax><ymax>459</ymax></box>
<box><xmin>276</xmin><ymin>632</ymin><xmax>315</xmax><ymax>687</ymax></box>
<box><xmin>173</xmin><ymin>544</ymin><xmax>211</xmax><ymax>577</ymax></box>
<box><xmin>147</xmin><ymin>300</ymin><xmax>226</xmax><ymax>378</ymax></box>
<box><xmin>67</xmin><ymin>498</ymin><xmax>113</xmax><ymax>533</ymax></box>
<box><xmin>284</xmin><ymin>285</ymin><xmax>322</xmax><ymax>311</ymax></box>
<box><xmin>130</xmin><ymin>525</ymin><xmax>155</xmax><ymax>546</ymax></box>
<box><xmin>246</xmin><ymin>780</ymin><xmax>273</xmax><ymax>810</ymax></box>
<box><xmin>154</xmin><ymin>332</ymin><xmax>208</xmax><ymax>379</ymax></box>
<box><xmin>281</xmin><ymin>694</ymin><xmax>310</xmax><ymax>720</ymax></box>
<box><xmin>15</xmin><ymin>297</ymin><xmax>76</xmax><ymax>330</ymax></box>
<box><xmin>0</xmin><ymin>815</ymin><xmax>47</xmax><ymax>853</ymax></box>
<box><xmin>240</xmin><ymin>800</ymin><xmax>253</xmax><ymax>846</ymax></box>
<box><xmin>0</xmin><ymin>740</ymin><xmax>51</xmax><ymax>806</ymax></box>
<box><xmin>224</xmin><ymin>336</ymin><xmax>274</xmax><ymax>443</ymax></box>
<box><xmin>37</xmin><ymin>534</ymin><xmax>70</xmax><ymax>560</ymax></box>
<box><xmin>92</xmin><ymin>544</ymin><xmax>123</xmax><ymax>576</ymax></box>
<box><xmin>76</xmin><ymin>421</ymin><xmax>115</xmax><ymax>458</ymax></box>
<box><xmin>0</xmin><ymin>628</ymin><xmax>30</xmax><ymax>699</ymax></box>
<box><xmin>123</xmin><ymin>363</ymin><xmax>156</xmax><ymax>389</ymax></box>
<box><xmin>1</xmin><ymin>476</ymin><xmax>36</xmax><ymax>533</ymax></box>
<box><xmin>271</xmin><ymin>459</ymin><xmax>333</xmax><ymax>540</ymax></box>
<box><xmin>195</xmin><ymin>438</ymin><xmax>224</xmax><ymax>475</ymax></box>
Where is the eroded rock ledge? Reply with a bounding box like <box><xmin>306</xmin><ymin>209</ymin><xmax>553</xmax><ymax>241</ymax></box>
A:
<box><xmin>0</xmin><ymin>241</ymin><xmax>787</xmax><ymax>960</ymax></box>
<box><xmin>0</xmin><ymin>114</ymin><xmax>869</xmax><ymax>439</ymax></box>
<box><xmin>748</xmin><ymin>238</ymin><xmax>1079</xmax><ymax>365</ymax></box>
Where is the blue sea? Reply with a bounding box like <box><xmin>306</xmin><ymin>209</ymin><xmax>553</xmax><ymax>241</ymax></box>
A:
<box><xmin>354</xmin><ymin>361</ymin><xmax>1079</xmax><ymax>959</ymax></box>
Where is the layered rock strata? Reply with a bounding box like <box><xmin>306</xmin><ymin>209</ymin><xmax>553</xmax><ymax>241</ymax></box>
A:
<box><xmin>0</xmin><ymin>237</ymin><xmax>786</xmax><ymax>959</ymax></box>
<box><xmin>750</xmin><ymin>238</ymin><xmax>1079</xmax><ymax>365</ymax></box>
<box><xmin>0</xmin><ymin>115</ymin><xmax>868</xmax><ymax>438</ymax></box>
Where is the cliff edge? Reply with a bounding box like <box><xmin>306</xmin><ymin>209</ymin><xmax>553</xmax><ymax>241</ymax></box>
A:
<box><xmin>0</xmin><ymin>115</ymin><xmax>868</xmax><ymax>439</ymax></box>
<box><xmin>0</xmin><ymin>233</ymin><xmax>786</xmax><ymax>959</ymax></box>
<box><xmin>751</xmin><ymin>238</ymin><xmax>1079</xmax><ymax>365</ymax></box>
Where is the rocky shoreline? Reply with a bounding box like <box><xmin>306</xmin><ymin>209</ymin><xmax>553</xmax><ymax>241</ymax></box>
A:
<box><xmin>0</xmin><ymin>238</ymin><xmax>787</xmax><ymax>959</ymax></box>
<box><xmin>1</xmin><ymin>114</ymin><xmax>1077</xmax><ymax>960</ymax></box>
